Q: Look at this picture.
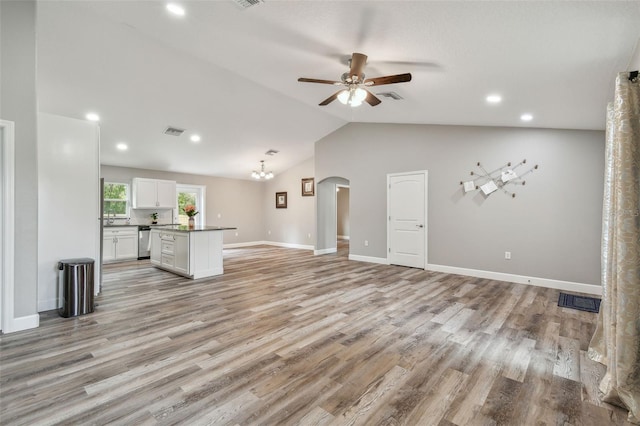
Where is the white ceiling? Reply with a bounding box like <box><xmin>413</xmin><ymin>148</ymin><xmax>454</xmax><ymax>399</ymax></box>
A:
<box><xmin>36</xmin><ymin>1</ymin><xmax>640</xmax><ymax>180</ymax></box>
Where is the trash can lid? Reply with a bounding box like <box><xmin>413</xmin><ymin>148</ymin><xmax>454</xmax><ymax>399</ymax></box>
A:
<box><xmin>58</xmin><ymin>258</ymin><xmax>95</xmax><ymax>265</ymax></box>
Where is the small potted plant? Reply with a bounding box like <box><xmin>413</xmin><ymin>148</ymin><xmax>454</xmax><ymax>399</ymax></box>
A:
<box><xmin>184</xmin><ymin>204</ymin><xmax>199</xmax><ymax>228</ymax></box>
<box><xmin>150</xmin><ymin>212</ymin><xmax>158</xmax><ymax>224</ymax></box>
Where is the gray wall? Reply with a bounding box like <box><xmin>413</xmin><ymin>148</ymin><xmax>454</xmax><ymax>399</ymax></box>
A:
<box><xmin>315</xmin><ymin>123</ymin><xmax>605</xmax><ymax>285</ymax></box>
<box><xmin>101</xmin><ymin>166</ymin><xmax>264</xmax><ymax>244</ymax></box>
<box><xmin>263</xmin><ymin>157</ymin><xmax>316</xmax><ymax>246</ymax></box>
<box><xmin>1</xmin><ymin>1</ymin><xmax>39</xmax><ymax>318</ymax></box>
<box><xmin>337</xmin><ymin>187</ymin><xmax>350</xmax><ymax>238</ymax></box>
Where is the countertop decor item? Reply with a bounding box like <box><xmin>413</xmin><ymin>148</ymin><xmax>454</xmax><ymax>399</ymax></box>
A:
<box><xmin>184</xmin><ymin>205</ymin><xmax>199</xmax><ymax>217</ymax></box>
<box><xmin>184</xmin><ymin>204</ymin><xmax>198</xmax><ymax>228</ymax></box>
<box><xmin>150</xmin><ymin>212</ymin><xmax>158</xmax><ymax>224</ymax></box>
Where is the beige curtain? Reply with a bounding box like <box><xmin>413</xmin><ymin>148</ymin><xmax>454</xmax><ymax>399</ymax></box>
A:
<box><xmin>588</xmin><ymin>72</ymin><xmax>640</xmax><ymax>424</ymax></box>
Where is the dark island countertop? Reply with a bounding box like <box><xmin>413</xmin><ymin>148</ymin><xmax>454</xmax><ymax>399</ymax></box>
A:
<box><xmin>151</xmin><ymin>225</ymin><xmax>237</xmax><ymax>233</ymax></box>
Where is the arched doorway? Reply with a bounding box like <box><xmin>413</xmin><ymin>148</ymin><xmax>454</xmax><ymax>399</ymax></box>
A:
<box><xmin>315</xmin><ymin>176</ymin><xmax>349</xmax><ymax>256</ymax></box>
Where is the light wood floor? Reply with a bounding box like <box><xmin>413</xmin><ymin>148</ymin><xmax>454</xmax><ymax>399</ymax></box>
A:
<box><xmin>0</xmin><ymin>243</ymin><xmax>633</xmax><ymax>425</ymax></box>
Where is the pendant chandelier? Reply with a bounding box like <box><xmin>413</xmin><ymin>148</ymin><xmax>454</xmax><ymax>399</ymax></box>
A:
<box><xmin>251</xmin><ymin>160</ymin><xmax>274</xmax><ymax>180</ymax></box>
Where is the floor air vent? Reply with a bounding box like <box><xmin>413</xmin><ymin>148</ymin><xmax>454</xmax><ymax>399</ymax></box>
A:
<box><xmin>164</xmin><ymin>126</ymin><xmax>185</xmax><ymax>137</ymax></box>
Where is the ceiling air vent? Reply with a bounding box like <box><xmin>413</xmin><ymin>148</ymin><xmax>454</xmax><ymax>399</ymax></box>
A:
<box><xmin>265</xmin><ymin>149</ymin><xmax>279</xmax><ymax>156</ymax></box>
<box><xmin>164</xmin><ymin>126</ymin><xmax>185</xmax><ymax>137</ymax></box>
<box><xmin>377</xmin><ymin>92</ymin><xmax>404</xmax><ymax>100</ymax></box>
<box><xmin>231</xmin><ymin>0</ymin><xmax>263</xmax><ymax>9</ymax></box>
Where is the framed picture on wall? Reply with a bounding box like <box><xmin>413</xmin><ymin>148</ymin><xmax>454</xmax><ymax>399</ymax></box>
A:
<box><xmin>301</xmin><ymin>177</ymin><xmax>315</xmax><ymax>196</ymax></box>
<box><xmin>276</xmin><ymin>192</ymin><xmax>287</xmax><ymax>208</ymax></box>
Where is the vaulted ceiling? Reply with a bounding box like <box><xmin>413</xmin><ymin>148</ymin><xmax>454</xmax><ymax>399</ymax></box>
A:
<box><xmin>36</xmin><ymin>1</ymin><xmax>640</xmax><ymax>179</ymax></box>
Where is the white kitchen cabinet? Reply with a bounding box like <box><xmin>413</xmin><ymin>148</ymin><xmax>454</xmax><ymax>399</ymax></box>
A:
<box><xmin>150</xmin><ymin>230</ymin><xmax>161</xmax><ymax>265</ymax></box>
<box><xmin>132</xmin><ymin>178</ymin><xmax>176</xmax><ymax>209</ymax></box>
<box><xmin>155</xmin><ymin>230</ymin><xmax>189</xmax><ymax>274</ymax></box>
<box><xmin>173</xmin><ymin>233</ymin><xmax>189</xmax><ymax>274</ymax></box>
<box><xmin>150</xmin><ymin>227</ymin><xmax>230</xmax><ymax>279</ymax></box>
<box><xmin>103</xmin><ymin>227</ymin><xmax>138</xmax><ymax>262</ymax></box>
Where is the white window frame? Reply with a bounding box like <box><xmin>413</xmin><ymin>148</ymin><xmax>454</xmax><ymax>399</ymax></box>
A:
<box><xmin>103</xmin><ymin>181</ymin><xmax>130</xmax><ymax>218</ymax></box>
<box><xmin>176</xmin><ymin>184</ymin><xmax>206</xmax><ymax>226</ymax></box>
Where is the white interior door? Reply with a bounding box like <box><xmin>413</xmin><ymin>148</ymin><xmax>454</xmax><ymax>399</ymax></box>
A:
<box><xmin>388</xmin><ymin>171</ymin><xmax>427</xmax><ymax>268</ymax></box>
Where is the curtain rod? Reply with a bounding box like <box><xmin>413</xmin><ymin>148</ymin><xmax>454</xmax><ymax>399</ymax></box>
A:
<box><xmin>630</xmin><ymin>70</ymin><xmax>638</xmax><ymax>82</ymax></box>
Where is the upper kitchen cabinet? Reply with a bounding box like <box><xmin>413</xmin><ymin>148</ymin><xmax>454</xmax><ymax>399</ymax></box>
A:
<box><xmin>132</xmin><ymin>178</ymin><xmax>176</xmax><ymax>209</ymax></box>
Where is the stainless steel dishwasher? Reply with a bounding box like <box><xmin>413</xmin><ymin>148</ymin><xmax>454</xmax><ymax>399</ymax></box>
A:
<box><xmin>138</xmin><ymin>225</ymin><xmax>151</xmax><ymax>259</ymax></box>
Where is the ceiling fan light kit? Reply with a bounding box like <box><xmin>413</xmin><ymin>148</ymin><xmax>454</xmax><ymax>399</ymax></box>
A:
<box><xmin>252</xmin><ymin>160</ymin><xmax>274</xmax><ymax>180</ymax></box>
<box><xmin>298</xmin><ymin>52</ymin><xmax>412</xmax><ymax>108</ymax></box>
<box><xmin>337</xmin><ymin>87</ymin><xmax>367</xmax><ymax>107</ymax></box>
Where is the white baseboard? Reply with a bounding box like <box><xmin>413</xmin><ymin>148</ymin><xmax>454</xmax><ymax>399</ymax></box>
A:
<box><xmin>267</xmin><ymin>241</ymin><xmax>314</xmax><ymax>250</ymax></box>
<box><xmin>314</xmin><ymin>248</ymin><xmax>337</xmax><ymax>255</ymax></box>
<box><xmin>224</xmin><ymin>241</ymin><xmax>267</xmax><ymax>249</ymax></box>
<box><xmin>337</xmin><ymin>235</ymin><xmax>350</xmax><ymax>240</ymax></box>
<box><xmin>426</xmin><ymin>263</ymin><xmax>602</xmax><ymax>296</ymax></box>
<box><xmin>2</xmin><ymin>313</ymin><xmax>39</xmax><ymax>334</ymax></box>
<box><xmin>224</xmin><ymin>241</ymin><xmax>314</xmax><ymax>251</ymax></box>
<box><xmin>348</xmin><ymin>254</ymin><xmax>390</xmax><ymax>265</ymax></box>
<box><xmin>192</xmin><ymin>268</ymin><xmax>224</xmax><ymax>280</ymax></box>
<box><xmin>38</xmin><ymin>298</ymin><xmax>58</xmax><ymax>313</ymax></box>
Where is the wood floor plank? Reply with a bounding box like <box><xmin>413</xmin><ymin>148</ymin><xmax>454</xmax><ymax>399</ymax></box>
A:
<box><xmin>0</xmin><ymin>242</ymin><xmax>632</xmax><ymax>425</ymax></box>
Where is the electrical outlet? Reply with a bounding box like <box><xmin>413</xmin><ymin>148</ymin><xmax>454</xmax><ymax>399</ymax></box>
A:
<box><xmin>308</xmin><ymin>233</ymin><xmax>311</xmax><ymax>239</ymax></box>
<box><xmin>364</xmin><ymin>240</ymin><xmax>369</xmax><ymax>246</ymax></box>
<box><xmin>235</xmin><ymin>232</ymin><xmax>238</xmax><ymax>237</ymax></box>
<box><xmin>267</xmin><ymin>230</ymin><xmax>271</xmax><ymax>235</ymax></box>
<box><xmin>217</xmin><ymin>213</ymin><xmax>221</xmax><ymax>219</ymax></box>
<box><xmin>505</xmin><ymin>251</ymin><xmax>511</xmax><ymax>260</ymax></box>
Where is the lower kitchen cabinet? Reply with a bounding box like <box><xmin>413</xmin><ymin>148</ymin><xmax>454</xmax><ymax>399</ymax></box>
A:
<box><xmin>150</xmin><ymin>228</ymin><xmax>227</xmax><ymax>279</ymax></box>
<box><xmin>103</xmin><ymin>227</ymin><xmax>138</xmax><ymax>262</ymax></box>
<box><xmin>154</xmin><ymin>231</ymin><xmax>189</xmax><ymax>275</ymax></box>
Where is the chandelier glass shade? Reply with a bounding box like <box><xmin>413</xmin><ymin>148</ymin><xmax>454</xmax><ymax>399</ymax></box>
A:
<box><xmin>338</xmin><ymin>86</ymin><xmax>367</xmax><ymax>107</ymax></box>
<box><xmin>251</xmin><ymin>160</ymin><xmax>274</xmax><ymax>180</ymax></box>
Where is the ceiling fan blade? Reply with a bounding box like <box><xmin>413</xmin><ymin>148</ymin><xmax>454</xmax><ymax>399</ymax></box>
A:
<box><xmin>364</xmin><ymin>73</ymin><xmax>412</xmax><ymax>86</ymax></box>
<box><xmin>298</xmin><ymin>77</ymin><xmax>342</xmax><ymax>85</ymax></box>
<box><xmin>364</xmin><ymin>90</ymin><xmax>382</xmax><ymax>107</ymax></box>
<box><xmin>319</xmin><ymin>90</ymin><xmax>343</xmax><ymax>106</ymax></box>
<box><xmin>350</xmin><ymin>53</ymin><xmax>368</xmax><ymax>79</ymax></box>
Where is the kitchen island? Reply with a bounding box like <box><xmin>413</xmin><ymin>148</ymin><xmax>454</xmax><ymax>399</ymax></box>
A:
<box><xmin>150</xmin><ymin>225</ymin><xmax>236</xmax><ymax>279</ymax></box>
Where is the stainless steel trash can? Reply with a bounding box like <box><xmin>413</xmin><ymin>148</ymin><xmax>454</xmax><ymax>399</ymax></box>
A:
<box><xmin>58</xmin><ymin>258</ymin><xmax>95</xmax><ymax>318</ymax></box>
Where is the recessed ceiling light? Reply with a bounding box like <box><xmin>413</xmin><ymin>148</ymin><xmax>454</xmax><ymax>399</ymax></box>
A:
<box><xmin>85</xmin><ymin>112</ymin><xmax>100</xmax><ymax>122</ymax></box>
<box><xmin>486</xmin><ymin>94</ymin><xmax>502</xmax><ymax>104</ymax></box>
<box><xmin>190</xmin><ymin>134</ymin><xmax>201</xmax><ymax>143</ymax></box>
<box><xmin>116</xmin><ymin>143</ymin><xmax>128</xmax><ymax>151</ymax></box>
<box><xmin>520</xmin><ymin>113</ymin><xmax>533</xmax><ymax>122</ymax></box>
<box><xmin>166</xmin><ymin>3</ymin><xmax>185</xmax><ymax>16</ymax></box>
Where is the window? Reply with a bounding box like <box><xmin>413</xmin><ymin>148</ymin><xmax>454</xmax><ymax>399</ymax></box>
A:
<box><xmin>177</xmin><ymin>184</ymin><xmax>205</xmax><ymax>226</ymax></box>
<box><xmin>103</xmin><ymin>182</ymin><xmax>129</xmax><ymax>217</ymax></box>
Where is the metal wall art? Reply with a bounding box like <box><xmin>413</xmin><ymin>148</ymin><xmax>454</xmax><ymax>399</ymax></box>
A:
<box><xmin>460</xmin><ymin>159</ymin><xmax>539</xmax><ymax>198</ymax></box>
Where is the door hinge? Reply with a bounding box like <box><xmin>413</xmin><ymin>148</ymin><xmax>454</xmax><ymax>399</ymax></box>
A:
<box><xmin>388</xmin><ymin>248</ymin><xmax>391</xmax><ymax>253</ymax></box>
<box><xmin>388</xmin><ymin>216</ymin><xmax>391</xmax><ymax>221</ymax></box>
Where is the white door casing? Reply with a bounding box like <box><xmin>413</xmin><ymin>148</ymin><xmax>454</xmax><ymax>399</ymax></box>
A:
<box><xmin>387</xmin><ymin>171</ymin><xmax>428</xmax><ymax>269</ymax></box>
<box><xmin>1</xmin><ymin>120</ymin><xmax>16</xmax><ymax>332</ymax></box>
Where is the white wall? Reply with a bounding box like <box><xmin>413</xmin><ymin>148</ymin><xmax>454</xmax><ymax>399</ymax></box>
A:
<box><xmin>101</xmin><ymin>166</ymin><xmax>264</xmax><ymax>244</ymax></box>
<box><xmin>628</xmin><ymin>38</ymin><xmax>640</xmax><ymax>70</ymax></box>
<box><xmin>38</xmin><ymin>113</ymin><xmax>100</xmax><ymax>312</ymax></box>
<box><xmin>316</xmin><ymin>123</ymin><xmax>605</xmax><ymax>286</ymax></box>
<box><xmin>0</xmin><ymin>1</ymin><xmax>39</xmax><ymax>327</ymax></box>
<box><xmin>262</xmin><ymin>157</ymin><xmax>316</xmax><ymax>248</ymax></box>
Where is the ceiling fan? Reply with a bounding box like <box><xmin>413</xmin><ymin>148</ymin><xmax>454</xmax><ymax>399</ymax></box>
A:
<box><xmin>298</xmin><ymin>52</ymin><xmax>412</xmax><ymax>107</ymax></box>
